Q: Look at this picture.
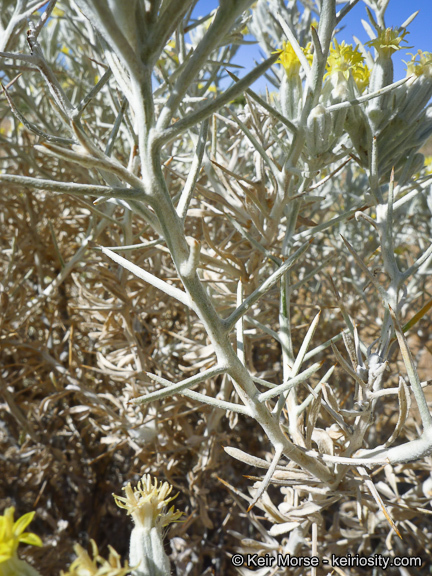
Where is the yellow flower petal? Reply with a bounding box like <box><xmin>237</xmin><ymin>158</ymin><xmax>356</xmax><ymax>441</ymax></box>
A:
<box><xmin>18</xmin><ymin>533</ymin><xmax>43</xmax><ymax>548</ymax></box>
<box><xmin>13</xmin><ymin>512</ymin><xmax>36</xmax><ymax>537</ymax></box>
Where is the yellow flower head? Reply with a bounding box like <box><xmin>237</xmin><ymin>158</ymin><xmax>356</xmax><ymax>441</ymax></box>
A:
<box><xmin>113</xmin><ymin>475</ymin><xmax>183</xmax><ymax>531</ymax></box>
<box><xmin>61</xmin><ymin>540</ymin><xmax>130</xmax><ymax>576</ymax></box>
<box><xmin>366</xmin><ymin>27</ymin><xmax>411</xmax><ymax>56</ymax></box>
<box><xmin>424</xmin><ymin>156</ymin><xmax>432</xmax><ymax>175</ymax></box>
<box><xmin>52</xmin><ymin>6</ymin><xmax>65</xmax><ymax>17</ymax></box>
<box><xmin>158</xmin><ymin>39</ymin><xmax>179</xmax><ymax>67</ymax></box>
<box><xmin>274</xmin><ymin>42</ymin><xmax>313</xmax><ymax>78</ymax></box>
<box><xmin>0</xmin><ymin>507</ymin><xmax>42</xmax><ymax>563</ymax></box>
<box><xmin>324</xmin><ymin>39</ymin><xmax>370</xmax><ymax>91</ymax></box>
<box><xmin>405</xmin><ymin>50</ymin><xmax>432</xmax><ymax>78</ymax></box>
<box><xmin>198</xmin><ymin>83</ymin><xmax>217</xmax><ymax>93</ymax></box>
<box><xmin>352</xmin><ymin>62</ymin><xmax>370</xmax><ymax>92</ymax></box>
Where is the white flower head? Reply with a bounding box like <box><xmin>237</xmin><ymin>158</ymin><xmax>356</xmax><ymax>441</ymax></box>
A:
<box><xmin>113</xmin><ymin>475</ymin><xmax>183</xmax><ymax>531</ymax></box>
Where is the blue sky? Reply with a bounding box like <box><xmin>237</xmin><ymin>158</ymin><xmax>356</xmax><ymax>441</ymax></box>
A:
<box><xmin>192</xmin><ymin>0</ymin><xmax>431</xmax><ymax>92</ymax></box>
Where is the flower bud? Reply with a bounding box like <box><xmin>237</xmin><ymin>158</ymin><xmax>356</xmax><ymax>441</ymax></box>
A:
<box><xmin>366</xmin><ymin>28</ymin><xmax>411</xmax><ymax>131</ymax></box>
<box><xmin>306</xmin><ymin>104</ymin><xmax>333</xmax><ymax>156</ymax></box>
<box><xmin>280</xmin><ymin>74</ymin><xmax>303</xmax><ymax>121</ymax></box>
<box><xmin>398</xmin><ymin>75</ymin><xmax>432</xmax><ymax>124</ymax></box>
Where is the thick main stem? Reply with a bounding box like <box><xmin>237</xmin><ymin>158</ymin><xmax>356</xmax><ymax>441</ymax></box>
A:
<box><xmin>135</xmin><ymin>128</ymin><xmax>334</xmax><ymax>485</ymax></box>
